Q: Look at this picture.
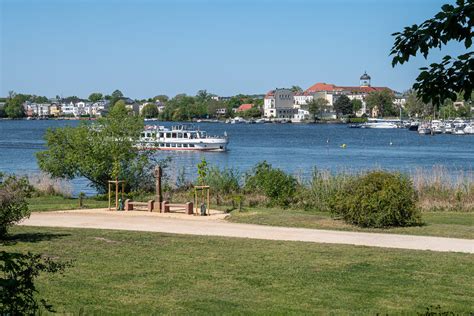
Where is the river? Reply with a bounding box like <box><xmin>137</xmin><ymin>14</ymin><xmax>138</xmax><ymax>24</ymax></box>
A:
<box><xmin>0</xmin><ymin>120</ymin><xmax>473</xmax><ymax>195</ymax></box>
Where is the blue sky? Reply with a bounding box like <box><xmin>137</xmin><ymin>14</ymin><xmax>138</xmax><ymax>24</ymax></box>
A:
<box><xmin>0</xmin><ymin>0</ymin><xmax>466</xmax><ymax>99</ymax></box>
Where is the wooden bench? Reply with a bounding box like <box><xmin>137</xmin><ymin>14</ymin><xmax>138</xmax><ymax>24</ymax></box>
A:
<box><xmin>124</xmin><ymin>199</ymin><xmax>154</xmax><ymax>212</ymax></box>
<box><xmin>161</xmin><ymin>201</ymin><xmax>193</xmax><ymax>215</ymax></box>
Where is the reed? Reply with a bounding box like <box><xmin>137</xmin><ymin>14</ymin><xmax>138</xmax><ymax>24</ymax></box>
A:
<box><xmin>411</xmin><ymin>166</ymin><xmax>474</xmax><ymax>212</ymax></box>
<box><xmin>161</xmin><ymin>163</ymin><xmax>473</xmax><ymax>213</ymax></box>
<box><xmin>28</xmin><ymin>173</ymin><xmax>72</xmax><ymax>198</ymax></box>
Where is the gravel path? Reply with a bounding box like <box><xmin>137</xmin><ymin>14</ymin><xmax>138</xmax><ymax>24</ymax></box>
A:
<box><xmin>19</xmin><ymin>210</ymin><xmax>474</xmax><ymax>253</ymax></box>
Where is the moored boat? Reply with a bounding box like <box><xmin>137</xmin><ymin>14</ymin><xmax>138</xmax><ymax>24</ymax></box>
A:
<box><xmin>137</xmin><ymin>125</ymin><xmax>229</xmax><ymax>151</ymax></box>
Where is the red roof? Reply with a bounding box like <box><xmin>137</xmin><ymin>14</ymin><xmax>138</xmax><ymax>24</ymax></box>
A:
<box><xmin>339</xmin><ymin>86</ymin><xmax>390</xmax><ymax>93</ymax></box>
<box><xmin>237</xmin><ymin>104</ymin><xmax>254</xmax><ymax>112</ymax></box>
<box><xmin>305</xmin><ymin>83</ymin><xmax>339</xmax><ymax>93</ymax></box>
<box><xmin>305</xmin><ymin>82</ymin><xmax>392</xmax><ymax>94</ymax></box>
<box><xmin>264</xmin><ymin>90</ymin><xmax>275</xmax><ymax>98</ymax></box>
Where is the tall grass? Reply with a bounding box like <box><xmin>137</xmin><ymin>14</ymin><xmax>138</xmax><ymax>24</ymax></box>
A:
<box><xmin>28</xmin><ymin>173</ymin><xmax>72</xmax><ymax>198</ymax></box>
<box><xmin>162</xmin><ymin>163</ymin><xmax>473</xmax><ymax>213</ymax></box>
<box><xmin>411</xmin><ymin>166</ymin><xmax>474</xmax><ymax>212</ymax></box>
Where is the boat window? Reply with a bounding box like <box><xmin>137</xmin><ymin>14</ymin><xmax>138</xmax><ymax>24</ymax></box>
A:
<box><xmin>141</xmin><ymin>133</ymin><xmax>145</xmax><ymax>138</ymax></box>
<box><xmin>189</xmin><ymin>144</ymin><xmax>195</xmax><ymax>147</ymax></box>
<box><xmin>146</xmin><ymin>133</ymin><xmax>151</xmax><ymax>138</ymax></box>
<box><xmin>166</xmin><ymin>143</ymin><xmax>170</xmax><ymax>147</ymax></box>
<box><xmin>159</xmin><ymin>132</ymin><xmax>164</xmax><ymax>138</ymax></box>
<box><xmin>184</xmin><ymin>133</ymin><xmax>188</xmax><ymax>138</ymax></box>
<box><xmin>177</xmin><ymin>143</ymin><xmax>182</xmax><ymax>147</ymax></box>
<box><xmin>172</xmin><ymin>133</ymin><xmax>176</xmax><ymax>138</ymax></box>
<box><xmin>183</xmin><ymin>144</ymin><xmax>188</xmax><ymax>148</ymax></box>
<box><xmin>178</xmin><ymin>133</ymin><xmax>182</xmax><ymax>138</ymax></box>
<box><xmin>171</xmin><ymin>143</ymin><xmax>176</xmax><ymax>147</ymax></box>
<box><xmin>166</xmin><ymin>133</ymin><xmax>171</xmax><ymax>138</ymax></box>
<box><xmin>160</xmin><ymin>143</ymin><xmax>164</xmax><ymax>147</ymax></box>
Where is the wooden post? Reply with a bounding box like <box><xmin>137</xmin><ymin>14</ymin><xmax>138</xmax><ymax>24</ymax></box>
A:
<box><xmin>147</xmin><ymin>200</ymin><xmax>154</xmax><ymax>212</ymax></box>
<box><xmin>115</xmin><ymin>178</ymin><xmax>119</xmax><ymax>211</ymax></box>
<box><xmin>155</xmin><ymin>166</ymin><xmax>162</xmax><ymax>212</ymax></box>
<box><xmin>207</xmin><ymin>187</ymin><xmax>210</xmax><ymax>216</ymax></box>
<box><xmin>108</xmin><ymin>182</ymin><xmax>111</xmax><ymax>210</ymax></box>
<box><xmin>185</xmin><ymin>202</ymin><xmax>193</xmax><ymax>215</ymax></box>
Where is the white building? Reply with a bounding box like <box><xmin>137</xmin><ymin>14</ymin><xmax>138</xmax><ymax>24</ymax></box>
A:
<box><xmin>26</xmin><ymin>103</ymin><xmax>51</xmax><ymax>117</ymax></box>
<box><xmin>61</xmin><ymin>102</ymin><xmax>79</xmax><ymax>117</ymax></box>
<box><xmin>301</xmin><ymin>72</ymin><xmax>403</xmax><ymax>117</ymax></box>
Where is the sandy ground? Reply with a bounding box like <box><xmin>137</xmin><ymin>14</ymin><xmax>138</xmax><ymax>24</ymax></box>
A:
<box><xmin>19</xmin><ymin>209</ymin><xmax>474</xmax><ymax>254</ymax></box>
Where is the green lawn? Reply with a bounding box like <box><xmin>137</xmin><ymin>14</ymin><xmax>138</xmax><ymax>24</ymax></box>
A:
<box><xmin>2</xmin><ymin>226</ymin><xmax>473</xmax><ymax>314</ymax></box>
<box><xmin>227</xmin><ymin>208</ymin><xmax>474</xmax><ymax>239</ymax></box>
<box><xmin>27</xmin><ymin>195</ymin><xmax>108</xmax><ymax>212</ymax></box>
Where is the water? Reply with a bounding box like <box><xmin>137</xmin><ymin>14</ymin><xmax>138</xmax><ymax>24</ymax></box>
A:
<box><xmin>1</xmin><ymin>120</ymin><xmax>473</xmax><ymax>195</ymax></box>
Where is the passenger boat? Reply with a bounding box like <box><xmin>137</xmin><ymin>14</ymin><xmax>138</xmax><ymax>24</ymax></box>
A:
<box><xmin>137</xmin><ymin>125</ymin><xmax>229</xmax><ymax>151</ymax></box>
<box><xmin>360</xmin><ymin>121</ymin><xmax>398</xmax><ymax>129</ymax></box>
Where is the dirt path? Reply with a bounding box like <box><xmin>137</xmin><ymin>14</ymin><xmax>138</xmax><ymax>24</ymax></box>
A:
<box><xmin>19</xmin><ymin>209</ymin><xmax>474</xmax><ymax>254</ymax></box>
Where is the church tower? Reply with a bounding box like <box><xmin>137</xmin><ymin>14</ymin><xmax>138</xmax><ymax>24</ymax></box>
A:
<box><xmin>360</xmin><ymin>71</ymin><xmax>371</xmax><ymax>87</ymax></box>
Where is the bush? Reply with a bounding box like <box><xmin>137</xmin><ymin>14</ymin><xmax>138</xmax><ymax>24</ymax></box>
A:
<box><xmin>0</xmin><ymin>251</ymin><xmax>69</xmax><ymax>314</ymax></box>
<box><xmin>329</xmin><ymin>171</ymin><xmax>421</xmax><ymax>228</ymax></box>
<box><xmin>204</xmin><ymin>167</ymin><xmax>241</xmax><ymax>205</ymax></box>
<box><xmin>244</xmin><ymin>162</ymin><xmax>297</xmax><ymax>207</ymax></box>
<box><xmin>0</xmin><ymin>175</ymin><xmax>32</xmax><ymax>238</ymax></box>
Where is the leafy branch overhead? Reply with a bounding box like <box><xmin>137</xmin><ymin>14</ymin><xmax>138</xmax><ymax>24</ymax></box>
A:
<box><xmin>390</xmin><ymin>0</ymin><xmax>473</xmax><ymax>106</ymax></box>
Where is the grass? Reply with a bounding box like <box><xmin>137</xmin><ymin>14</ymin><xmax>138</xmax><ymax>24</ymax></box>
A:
<box><xmin>2</xmin><ymin>226</ymin><xmax>473</xmax><ymax>314</ymax></box>
<box><xmin>227</xmin><ymin>208</ymin><xmax>474</xmax><ymax>239</ymax></box>
<box><xmin>27</xmin><ymin>195</ymin><xmax>108</xmax><ymax>212</ymax></box>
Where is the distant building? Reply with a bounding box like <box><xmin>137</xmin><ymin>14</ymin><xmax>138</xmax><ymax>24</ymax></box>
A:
<box><xmin>216</xmin><ymin>108</ymin><xmax>227</xmax><ymax>115</ymax></box>
<box><xmin>236</xmin><ymin>103</ymin><xmax>254</xmax><ymax>112</ymax></box>
<box><xmin>302</xmin><ymin>72</ymin><xmax>402</xmax><ymax>117</ymax></box>
<box><xmin>264</xmin><ymin>88</ymin><xmax>295</xmax><ymax>118</ymax></box>
<box><xmin>24</xmin><ymin>102</ymin><xmax>51</xmax><ymax>117</ymax></box>
<box><xmin>50</xmin><ymin>104</ymin><xmax>61</xmax><ymax>117</ymax></box>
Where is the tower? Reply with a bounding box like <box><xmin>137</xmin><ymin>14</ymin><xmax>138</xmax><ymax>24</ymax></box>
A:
<box><xmin>360</xmin><ymin>71</ymin><xmax>371</xmax><ymax>87</ymax></box>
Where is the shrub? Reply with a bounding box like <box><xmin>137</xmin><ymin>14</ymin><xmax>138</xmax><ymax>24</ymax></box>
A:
<box><xmin>329</xmin><ymin>171</ymin><xmax>421</xmax><ymax>228</ymax></box>
<box><xmin>204</xmin><ymin>167</ymin><xmax>241</xmax><ymax>205</ymax></box>
<box><xmin>0</xmin><ymin>175</ymin><xmax>32</xmax><ymax>238</ymax></box>
<box><xmin>0</xmin><ymin>251</ymin><xmax>69</xmax><ymax>314</ymax></box>
<box><xmin>244</xmin><ymin>162</ymin><xmax>297</xmax><ymax>207</ymax></box>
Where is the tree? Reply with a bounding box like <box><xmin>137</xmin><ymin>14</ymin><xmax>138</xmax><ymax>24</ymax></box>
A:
<box><xmin>113</xmin><ymin>99</ymin><xmax>126</xmax><ymax>108</ymax></box>
<box><xmin>391</xmin><ymin>0</ymin><xmax>473</xmax><ymax>107</ymax></box>
<box><xmin>31</xmin><ymin>95</ymin><xmax>49</xmax><ymax>103</ymax></box>
<box><xmin>154</xmin><ymin>95</ymin><xmax>169</xmax><ymax>103</ymax></box>
<box><xmin>0</xmin><ymin>174</ymin><xmax>31</xmax><ymax>238</ymax></box>
<box><xmin>291</xmin><ymin>86</ymin><xmax>303</xmax><ymax>93</ymax></box>
<box><xmin>141</xmin><ymin>103</ymin><xmax>159</xmax><ymax>118</ymax></box>
<box><xmin>111</xmin><ymin>90</ymin><xmax>123</xmax><ymax>99</ymax></box>
<box><xmin>333</xmin><ymin>95</ymin><xmax>353</xmax><ymax>117</ymax></box>
<box><xmin>4</xmin><ymin>95</ymin><xmax>26</xmax><ymax>119</ymax></box>
<box><xmin>196</xmin><ymin>90</ymin><xmax>211</xmax><ymax>102</ymax></box>
<box><xmin>88</xmin><ymin>92</ymin><xmax>103</xmax><ymax>102</ymax></box>
<box><xmin>240</xmin><ymin>106</ymin><xmax>262</xmax><ymax>118</ymax></box>
<box><xmin>404</xmin><ymin>89</ymin><xmax>430</xmax><ymax>118</ymax></box>
<box><xmin>36</xmin><ymin>104</ymin><xmax>157</xmax><ymax>193</ymax></box>
<box><xmin>365</xmin><ymin>89</ymin><xmax>395</xmax><ymax>117</ymax></box>
<box><xmin>110</xmin><ymin>90</ymin><xmax>124</xmax><ymax>108</ymax></box>
<box><xmin>351</xmin><ymin>99</ymin><xmax>363</xmax><ymax>114</ymax></box>
<box><xmin>0</xmin><ymin>251</ymin><xmax>69</xmax><ymax>314</ymax></box>
<box><xmin>306</xmin><ymin>97</ymin><xmax>329</xmax><ymax>121</ymax></box>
